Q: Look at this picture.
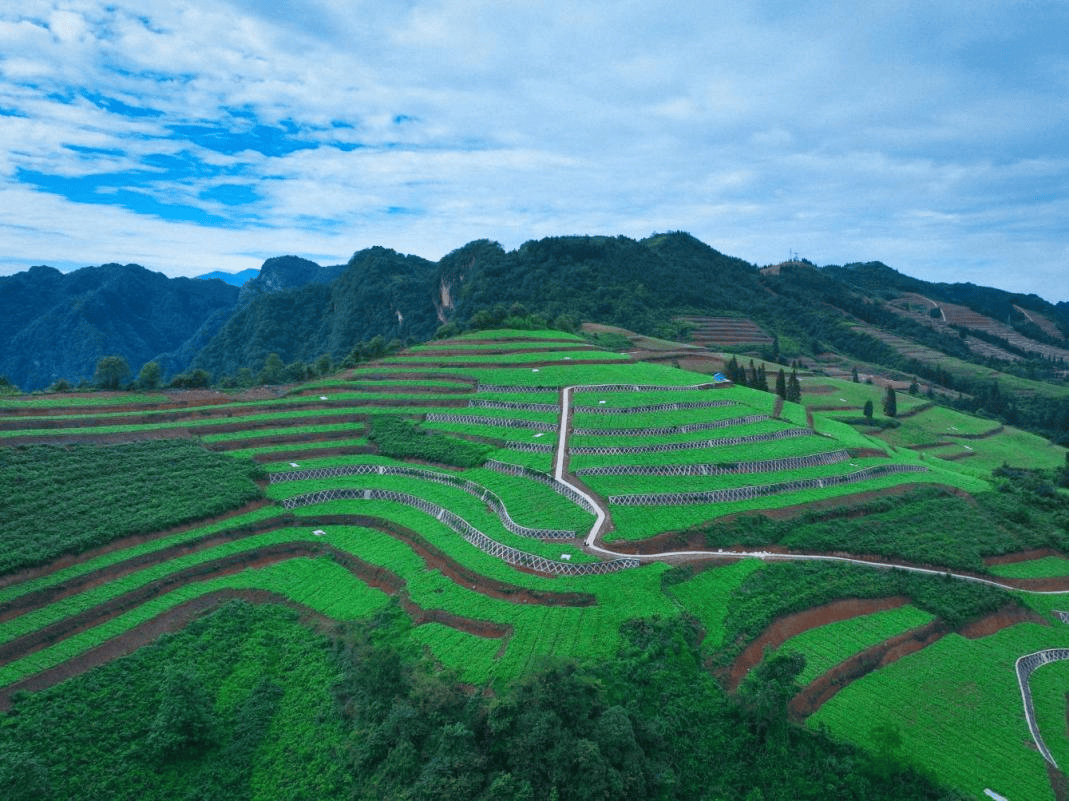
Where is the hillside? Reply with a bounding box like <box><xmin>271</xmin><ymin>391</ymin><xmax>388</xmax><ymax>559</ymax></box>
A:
<box><xmin>2</xmin><ymin>331</ymin><xmax>1068</xmax><ymax>799</ymax></box>
<box><xmin>6</xmin><ymin>235</ymin><xmax>1068</xmax><ymax>448</ymax></box>
<box><xmin>0</xmin><ymin>263</ymin><xmax>240</xmax><ymax>392</ymax></box>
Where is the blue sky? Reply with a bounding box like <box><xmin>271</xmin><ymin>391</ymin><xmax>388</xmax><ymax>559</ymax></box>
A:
<box><xmin>1</xmin><ymin>1</ymin><xmax>1067</xmax><ymax>300</ymax></box>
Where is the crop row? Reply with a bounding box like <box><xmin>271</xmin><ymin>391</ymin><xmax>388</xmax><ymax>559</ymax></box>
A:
<box><xmin>568</xmin><ymin>421</ymin><xmax>811</xmax><ymax>454</ymax></box>
<box><xmin>590</xmin><ymin>456</ymin><xmax>889</xmax><ymax>496</ymax></box>
<box><xmin>606</xmin><ymin>463</ymin><xmax>929</xmax><ymax>505</ymax></box>
<box><xmin>0</xmin><ymin>556</ymin><xmax>393</xmax><ymax>690</ymax></box>
<box><xmin>280</xmin><ymin>487</ymin><xmax>636</xmax><ymax>575</ymax></box>
<box><xmin>604</xmin><ymin>470</ymin><xmax>946</xmax><ymax>540</ymax></box>
<box><xmin>575</xmin><ymin>449</ymin><xmax>849</xmax><ymax>477</ymax></box>
<box><xmin>270</xmin><ymin>463</ymin><xmax>591</xmax><ymax>537</ymax></box>
<box><xmin>565</xmin><ymin>430</ymin><xmax>828</xmax><ymax>469</ymax></box>
<box><xmin>808</xmin><ymin>622</ymin><xmax>1068</xmax><ymax>801</ymax></box>
<box><xmin>269</xmin><ymin>462</ymin><xmax>588</xmax><ymax>538</ymax></box>
<box><xmin>780</xmin><ymin>604</ymin><xmax>936</xmax><ymax>685</ymax></box>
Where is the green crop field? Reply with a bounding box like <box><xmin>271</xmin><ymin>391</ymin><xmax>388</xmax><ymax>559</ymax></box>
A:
<box><xmin>3</xmin><ymin>329</ymin><xmax>1069</xmax><ymax>800</ymax></box>
<box><xmin>781</xmin><ymin>604</ymin><xmax>936</xmax><ymax>685</ymax></box>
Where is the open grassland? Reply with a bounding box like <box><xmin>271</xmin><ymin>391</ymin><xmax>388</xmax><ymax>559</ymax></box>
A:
<box><xmin>2</xmin><ymin>330</ymin><xmax>1068</xmax><ymax>800</ymax></box>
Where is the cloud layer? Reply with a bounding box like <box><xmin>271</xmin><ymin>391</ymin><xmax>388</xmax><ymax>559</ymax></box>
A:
<box><xmin>1</xmin><ymin>1</ymin><xmax>1067</xmax><ymax>298</ymax></box>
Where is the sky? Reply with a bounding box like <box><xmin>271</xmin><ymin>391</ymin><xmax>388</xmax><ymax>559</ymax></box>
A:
<box><xmin>1</xmin><ymin>1</ymin><xmax>1067</xmax><ymax>300</ymax></box>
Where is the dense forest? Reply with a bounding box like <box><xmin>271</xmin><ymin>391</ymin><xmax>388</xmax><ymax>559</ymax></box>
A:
<box><xmin>0</xmin><ymin>601</ymin><xmax>965</xmax><ymax>801</ymax></box>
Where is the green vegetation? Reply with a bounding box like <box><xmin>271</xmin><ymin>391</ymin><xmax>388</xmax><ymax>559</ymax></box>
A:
<box><xmin>810</xmin><ymin>624</ymin><xmax>1069</xmax><ymax>801</ymax></box>
<box><xmin>721</xmin><ymin>561</ymin><xmax>1016</xmax><ymax>658</ymax></box>
<box><xmin>0</xmin><ymin>603</ymin><xmax>965</xmax><ymax>801</ymax></box>
<box><xmin>0</xmin><ymin>441</ymin><xmax>263</xmax><ymax>574</ymax></box>
<box><xmin>1</xmin><ymin>328</ymin><xmax>1068</xmax><ymax>799</ymax></box>
<box><xmin>781</xmin><ymin>605</ymin><xmax>936</xmax><ymax>684</ymax></box>
<box><xmin>367</xmin><ymin>414</ymin><xmax>493</xmax><ymax>467</ymax></box>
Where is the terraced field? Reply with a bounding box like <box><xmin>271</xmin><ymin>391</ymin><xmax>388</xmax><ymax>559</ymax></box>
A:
<box><xmin>802</xmin><ymin>374</ymin><xmax>1067</xmax><ymax>473</ymax></box>
<box><xmin>3</xmin><ymin>328</ymin><xmax>1069</xmax><ymax>799</ymax></box>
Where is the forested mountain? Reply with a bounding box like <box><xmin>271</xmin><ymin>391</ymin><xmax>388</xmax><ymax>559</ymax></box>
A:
<box><xmin>5</xmin><ymin>233</ymin><xmax>1069</xmax><ymax>440</ymax></box>
<box><xmin>195</xmin><ymin>268</ymin><xmax>260</xmax><ymax>286</ymax></box>
<box><xmin>0</xmin><ymin>263</ymin><xmax>239</xmax><ymax>392</ymax></box>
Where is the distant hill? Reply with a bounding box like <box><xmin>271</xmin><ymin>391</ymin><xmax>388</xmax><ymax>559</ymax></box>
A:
<box><xmin>0</xmin><ymin>263</ymin><xmax>239</xmax><ymax>391</ymax></box>
<box><xmin>195</xmin><ymin>268</ymin><xmax>259</xmax><ymax>286</ymax></box>
<box><xmin>4</xmin><ymin>234</ymin><xmax>1069</xmax><ymax>441</ymax></box>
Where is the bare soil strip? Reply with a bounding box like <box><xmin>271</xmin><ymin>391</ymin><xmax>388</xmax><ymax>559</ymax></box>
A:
<box><xmin>725</xmin><ymin>596</ymin><xmax>910</xmax><ymax>692</ymax></box>
<box><xmin>0</xmin><ymin>541</ymin><xmax>518</xmax><ymax>674</ymax></box>
<box><xmin>1</xmin><ymin>514</ymin><xmax>593</xmax><ymax>631</ymax></box>
<box><xmin>788</xmin><ymin>604</ymin><xmax>1046</xmax><ymax>719</ymax></box>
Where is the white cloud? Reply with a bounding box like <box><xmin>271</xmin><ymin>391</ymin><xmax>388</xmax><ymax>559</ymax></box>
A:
<box><xmin>0</xmin><ymin>0</ymin><xmax>1065</xmax><ymax>300</ymax></box>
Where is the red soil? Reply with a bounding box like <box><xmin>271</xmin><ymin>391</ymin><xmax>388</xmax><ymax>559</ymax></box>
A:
<box><xmin>788</xmin><ymin>603</ymin><xmax>1047</xmax><ymax>719</ymax></box>
<box><xmin>725</xmin><ymin>596</ymin><xmax>910</xmax><ymax>692</ymax></box>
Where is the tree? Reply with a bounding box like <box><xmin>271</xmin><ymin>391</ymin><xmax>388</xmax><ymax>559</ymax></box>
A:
<box><xmin>851</xmin><ymin>366</ymin><xmax>859</xmax><ymax>383</ymax></box>
<box><xmin>93</xmin><ymin>355</ymin><xmax>131</xmax><ymax>390</ymax></box>
<box><xmin>136</xmin><ymin>361</ymin><xmax>161</xmax><ymax>390</ymax></box>
<box><xmin>774</xmin><ymin>369</ymin><xmax>787</xmax><ymax>400</ymax></box>
<box><xmin>258</xmin><ymin>352</ymin><xmax>285</xmax><ymax>384</ymax></box>
<box><xmin>146</xmin><ymin>667</ymin><xmax>217</xmax><ymax>759</ymax></box>
<box><xmin>883</xmin><ymin>385</ymin><xmax>898</xmax><ymax>418</ymax></box>
<box><xmin>908</xmin><ymin>376</ymin><xmax>920</xmax><ymax>395</ymax></box>
<box><xmin>863</xmin><ymin>399</ymin><xmax>874</xmax><ymax>420</ymax></box>
<box><xmin>786</xmin><ymin>368</ymin><xmax>801</xmax><ymax>404</ymax></box>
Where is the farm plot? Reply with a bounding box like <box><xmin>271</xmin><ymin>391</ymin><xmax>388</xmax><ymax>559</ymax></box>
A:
<box><xmin>665</xmin><ymin>561</ymin><xmax>766</xmax><ymax>648</ymax></box>
<box><xmin>0</xmin><ymin>440</ymin><xmax>263</xmax><ymax>575</ymax></box>
<box><xmin>277</xmin><ymin>484</ymin><xmax>596</xmax><ymax>566</ymax></box>
<box><xmin>1026</xmin><ymin>658</ymin><xmax>1069</xmax><ymax>770</ymax></box>
<box><xmin>809</xmin><ymin>623</ymin><xmax>1069</xmax><ymax>801</ymax></box>
<box><xmin>269</xmin><ymin>456</ymin><xmax>594</xmax><ymax>536</ymax></box>
<box><xmin>780</xmin><ymin>605</ymin><xmax>936</xmax><ymax>685</ymax></box>
<box><xmin>409</xmin><ymin>622</ymin><xmax>507</xmax><ymax>684</ymax></box>
<box><xmin>987</xmin><ymin>557</ymin><xmax>1069</xmax><ymax>580</ymax></box>
<box><xmin>568</xmin><ymin>417</ymin><xmax>793</xmax><ymax>452</ymax></box>
<box><xmin>378</xmin><ymin>350</ymin><xmax>628</xmax><ymax>367</ymax></box>
<box><xmin>605</xmin><ymin>469</ymin><xmax>956</xmax><ymax>540</ymax></box>
<box><xmin>582</xmin><ymin>454</ymin><xmax>874</xmax><ymax>497</ymax></box>
<box><xmin>0</xmin><ymin>556</ymin><xmax>393</xmax><ymax>690</ymax></box>
<box><xmin>0</xmin><ymin>506</ymin><xmax>284</xmax><ymax>606</ymax></box>
<box><xmin>568</xmin><ymin>434</ymin><xmax>836</xmax><ymax>470</ymax></box>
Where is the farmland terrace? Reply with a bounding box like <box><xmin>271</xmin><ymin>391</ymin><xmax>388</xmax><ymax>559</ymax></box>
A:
<box><xmin>2</xmin><ymin>329</ymin><xmax>1069</xmax><ymax>800</ymax></box>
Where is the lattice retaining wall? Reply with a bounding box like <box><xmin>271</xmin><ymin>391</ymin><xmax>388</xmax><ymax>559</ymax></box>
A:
<box><xmin>272</xmin><ymin>464</ymin><xmax>574</xmax><ymax>539</ymax></box>
<box><xmin>502</xmin><ymin>441</ymin><xmax>555</xmax><ymax>453</ymax></box>
<box><xmin>477</xmin><ymin>384</ymin><xmax>561</xmax><ymax>393</ymax></box>
<box><xmin>425</xmin><ymin>413</ymin><xmax>557</xmax><ymax>432</ymax></box>
<box><xmin>572</xmin><ymin>383</ymin><xmax>717</xmax><ymax>393</ymax></box>
<box><xmin>608</xmin><ymin>464</ymin><xmax>929</xmax><ymax>506</ymax></box>
<box><xmin>572</xmin><ymin>400</ymin><xmax>737</xmax><ymax>415</ymax></box>
<box><xmin>569</xmin><ymin>426</ymin><xmax>815</xmax><ymax>456</ymax></box>
<box><xmin>576</xmin><ymin>450</ymin><xmax>850</xmax><ymax>477</ymax></box>
<box><xmin>280</xmin><ymin>487</ymin><xmax>638</xmax><ymax>575</ymax></box>
<box><xmin>573</xmin><ymin>413</ymin><xmax>769</xmax><ymax>437</ymax></box>
<box><xmin>1016</xmin><ymin>649</ymin><xmax>1069</xmax><ymax>766</ymax></box>
<box><xmin>468</xmin><ymin>399</ymin><xmax>559</xmax><ymax>413</ymax></box>
<box><xmin>484</xmin><ymin>459</ymin><xmax>599</xmax><ymax>514</ymax></box>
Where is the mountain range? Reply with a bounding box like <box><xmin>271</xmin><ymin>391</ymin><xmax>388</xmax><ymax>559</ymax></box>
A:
<box><xmin>2</xmin><ymin>232</ymin><xmax>1067</xmax><ymax>438</ymax></box>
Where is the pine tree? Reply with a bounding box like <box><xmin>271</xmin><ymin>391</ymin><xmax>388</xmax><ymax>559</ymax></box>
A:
<box><xmin>786</xmin><ymin>368</ymin><xmax>801</xmax><ymax>404</ymax></box>
<box><xmin>851</xmin><ymin>366</ymin><xmax>860</xmax><ymax>383</ymax></box>
<box><xmin>883</xmin><ymin>386</ymin><xmax>898</xmax><ymax>418</ymax></box>
<box><xmin>775</xmin><ymin>369</ymin><xmax>787</xmax><ymax>400</ymax></box>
